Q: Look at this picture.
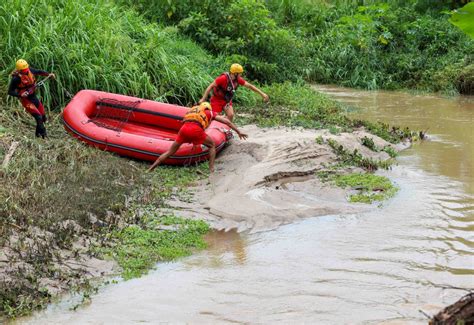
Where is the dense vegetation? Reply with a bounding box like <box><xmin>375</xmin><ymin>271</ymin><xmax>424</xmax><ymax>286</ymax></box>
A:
<box><xmin>118</xmin><ymin>0</ymin><xmax>473</xmax><ymax>94</ymax></box>
<box><xmin>1</xmin><ymin>0</ymin><xmax>472</xmax><ymax>111</ymax></box>
<box><xmin>0</xmin><ymin>0</ymin><xmax>472</xmax><ymax>319</ymax></box>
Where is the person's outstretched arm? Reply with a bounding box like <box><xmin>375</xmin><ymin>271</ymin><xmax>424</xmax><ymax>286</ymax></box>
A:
<box><xmin>214</xmin><ymin>116</ymin><xmax>248</xmax><ymax>140</ymax></box>
<box><xmin>30</xmin><ymin>68</ymin><xmax>55</xmax><ymax>80</ymax></box>
<box><xmin>243</xmin><ymin>82</ymin><xmax>269</xmax><ymax>102</ymax></box>
<box><xmin>199</xmin><ymin>81</ymin><xmax>216</xmax><ymax>104</ymax></box>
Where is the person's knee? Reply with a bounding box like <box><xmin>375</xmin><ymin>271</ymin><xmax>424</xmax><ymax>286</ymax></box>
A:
<box><xmin>207</xmin><ymin>142</ymin><xmax>215</xmax><ymax>149</ymax></box>
<box><xmin>203</xmin><ymin>138</ymin><xmax>215</xmax><ymax>149</ymax></box>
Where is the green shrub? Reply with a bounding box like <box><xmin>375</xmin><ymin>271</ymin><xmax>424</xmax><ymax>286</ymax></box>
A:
<box><xmin>118</xmin><ymin>0</ymin><xmax>306</xmax><ymax>83</ymax></box>
<box><xmin>307</xmin><ymin>3</ymin><xmax>474</xmax><ymax>92</ymax></box>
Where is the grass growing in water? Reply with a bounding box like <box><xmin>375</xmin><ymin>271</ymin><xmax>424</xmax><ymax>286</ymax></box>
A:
<box><xmin>327</xmin><ymin>138</ymin><xmax>393</xmax><ymax>171</ymax></box>
<box><xmin>104</xmin><ymin>215</ymin><xmax>209</xmax><ymax>280</ymax></box>
<box><xmin>335</xmin><ymin>173</ymin><xmax>398</xmax><ymax>203</ymax></box>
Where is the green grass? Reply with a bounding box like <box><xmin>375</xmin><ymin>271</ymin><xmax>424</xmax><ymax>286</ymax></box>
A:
<box><xmin>334</xmin><ymin>173</ymin><xmax>398</xmax><ymax>203</ymax></box>
<box><xmin>327</xmin><ymin>138</ymin><xmax>394</xmax><ymax>171</ymax></box>
<box><xmin>104</xmin><ymin>215</ymin><xmax>209</xmax><ymax>280</ymax></box>
<box><xmin>0</xmin><ymin>0</ymin><xmax>219</xmax><ymax>109</ymax></box>
<box><xmin>117</xmin><ymin>0</ymin><xmax>474</xmax><ymax>94</ymax></box>
<box><xmin>236</xmin><ymin>82</ymin><xmax>416</xmax><ymax>144</ymax></box>
<box><xmin>361</xmin><ymin>136</ymin><xmax>378</xmax><ymax>151</ymax></box>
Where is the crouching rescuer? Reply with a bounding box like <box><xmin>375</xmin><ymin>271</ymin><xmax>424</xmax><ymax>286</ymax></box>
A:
<box><xmin>8</xmin><ymin>59</ymin><xmax>56</xmax><ymax>138</ymax></box>
<box><xmin>148</xmin><ymin>102</ymin><xmax>248</xmax><ymax>173</ymax></box>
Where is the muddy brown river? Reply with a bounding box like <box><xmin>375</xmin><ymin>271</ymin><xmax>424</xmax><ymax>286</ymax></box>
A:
<box><xmin>20</xmin><ymin>86</ymin><xmax>473</xmax><ymax>324</ymax></box>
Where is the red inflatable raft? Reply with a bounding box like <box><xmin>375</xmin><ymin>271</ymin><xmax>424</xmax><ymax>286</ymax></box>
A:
<box><xmin>62</xmin><ymin>90</ymin><xmax>233</xmax><ymax>165</ymax></box>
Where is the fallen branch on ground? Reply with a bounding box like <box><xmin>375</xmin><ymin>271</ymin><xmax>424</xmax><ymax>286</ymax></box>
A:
<box><xmin>1</xmin><ymin>141</ymin><xmax>19</xmax><ymax>169</ymax></box>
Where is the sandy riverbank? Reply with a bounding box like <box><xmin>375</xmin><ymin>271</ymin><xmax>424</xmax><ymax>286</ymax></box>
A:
<box><xmin>165</xmin><ymin>124</ymin><xmax>405</xmax><ymax>233</ymax></box>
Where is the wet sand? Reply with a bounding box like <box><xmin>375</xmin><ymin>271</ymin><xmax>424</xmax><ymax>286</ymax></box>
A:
<box><xmin>166</xmin><ymin>124</ymin><xmax>403</xmax><ymax>232</ymax></box>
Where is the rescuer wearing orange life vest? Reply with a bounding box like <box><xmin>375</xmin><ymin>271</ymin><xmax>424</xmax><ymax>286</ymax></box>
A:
<box><xmin>148</xmin><ymin>102</ymin><xmax>248</xmax><ymax>173</ymax></box>
<box><xmin>199</xmin><ymin>63</ymin><xmax>269</xmax><ymax>122</ymax></box>
<box><xmin>8</xmin><ymin>59</ymin><xmax>56</xmax><ymax>138</ymax></box>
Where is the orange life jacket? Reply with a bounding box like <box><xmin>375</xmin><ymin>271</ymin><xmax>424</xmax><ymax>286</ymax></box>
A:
<box><xmin>12</xmin><ymin>69</ymin><xmax>36</xmax><ymax>90</ymax></box>
<box><xmin>183</xmin><ymin>105</ymin><xmax>211</xmax><ymax>129</ymax></box>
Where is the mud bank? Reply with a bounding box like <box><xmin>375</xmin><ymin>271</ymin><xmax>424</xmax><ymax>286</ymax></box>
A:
<box><xmin>0</xmin><ymin>220</ymin><xmax>118</xmax><ymax>320</ymax></box>
<box><xmin>165</xmin><ymin>124</ymin><xmax>405</xmax><ymax>233</ymax></box>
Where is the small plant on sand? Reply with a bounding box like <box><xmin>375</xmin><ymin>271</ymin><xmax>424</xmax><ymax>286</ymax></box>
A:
<box><xmin>329</xmin><ymin>125</ymin><xmax>341</xmax><ymax>135</ymax></box>
<box><xmin>327</xmin><ymin>139</ymin><xmax>392</xmax><ymax>171</ymax></box>
<box><xmin>361</xmin><ymin>136</ymin><xmax>378</xmax><ymax>152</ymax></box>
<box><xmin>334</xmin><ymin>173</ymin><xmax>398</xmax><ymax>204</ymax></box>
<box><xmin>383</xmin><ymin>145</ymin><xmax>398</xmax><ymax>158</ymax></box>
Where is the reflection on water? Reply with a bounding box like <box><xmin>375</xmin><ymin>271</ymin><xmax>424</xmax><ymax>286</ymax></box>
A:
<box><xmin>20</xmin><ymin>86</ymin><xmax>474</xmax><ymax>324</ymax></box>
<box><xmin>202</xmin><ymin>229</ymin><xmax>248</xmax><ymax>266</ymax></box>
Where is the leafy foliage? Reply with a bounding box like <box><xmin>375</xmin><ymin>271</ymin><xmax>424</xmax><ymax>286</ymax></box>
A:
<box><xmin>307</xmin><ymin>3</ymin><xmax>474</xmax><ymax>92</ymax></box>
<box><xmin>118</xmin><ymin>0</ymin><xmax>305</xmax><ymax>83</ymax></box>
<box><xmin>450</xmin><ymin>2</ymin><xmax>474</xmax><ymax>38</ymax></box>
<box><xmin>118</xmin><ymin>0</ymin><xmax>473</xmax><ymax>93</ymax></box>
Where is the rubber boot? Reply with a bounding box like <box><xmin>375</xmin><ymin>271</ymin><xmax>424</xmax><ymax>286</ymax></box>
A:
<box><xmin>33</xmin><ymin>114</ymin><xmax>47</xmax><ymax>138</ymax></box>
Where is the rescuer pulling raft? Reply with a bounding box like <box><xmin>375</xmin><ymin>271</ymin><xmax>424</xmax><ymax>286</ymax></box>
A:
<box><xmin>8</xmin><ymin>59</ymin><xmax>55</xmax><ymax>138</ymax></box>
<box><xmin>148</xmin><ymin>101</ymin><xmax>247</xmax><ymax>173</ymax></box>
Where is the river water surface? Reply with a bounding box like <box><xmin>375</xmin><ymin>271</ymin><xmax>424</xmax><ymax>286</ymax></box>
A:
<box><xmin>21</xmin><ymin>86</ymin><xmax>473</xmax><ymax>324</ymax></box>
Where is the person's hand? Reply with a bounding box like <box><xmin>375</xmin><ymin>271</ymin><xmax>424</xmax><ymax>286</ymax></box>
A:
<box><xmin>237</xmin><ymin>132</ymin><xmax>248</xmax><ymax>140</ymax></box>
<box><xmin>262</xmin><ymin>93</ymin><xmax>269</xmax><ymax>103</ymax></box>
<box><xmin>49</xmin><ymin>73</ymin><xmax>56</xmax><ymax>79</ymax></box>
<box><xmin>21</xmin><ymin>90</ymin><xmax>29</xmax><ymax>97</ymax></box>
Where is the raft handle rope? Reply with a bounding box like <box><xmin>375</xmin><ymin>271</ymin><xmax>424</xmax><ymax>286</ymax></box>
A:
<box><xmin>34</xmin><ymin>74</ymin><xmax>53</xmax><ymax>88</ymax></box>
<box><xmin>34</xmin><ymin>75</ymin><xmax>74</xmax><ymax>100</ymax></box>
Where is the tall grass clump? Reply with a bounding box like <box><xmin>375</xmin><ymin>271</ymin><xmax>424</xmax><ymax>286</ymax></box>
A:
<box><xmin>0</xmin><ymin>0</ymin><xmax>219</xmax><ymax>109</ymax></box>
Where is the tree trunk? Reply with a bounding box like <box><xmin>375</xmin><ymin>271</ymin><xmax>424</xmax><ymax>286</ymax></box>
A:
<box><xmin>430</xmin><ymin>293</ymin><xmax>474</xmax><ymax>325</ymax></box>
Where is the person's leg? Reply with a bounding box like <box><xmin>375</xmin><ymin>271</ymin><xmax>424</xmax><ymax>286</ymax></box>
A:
<box><xmin>29</xmin><ymin>96</ymin><xmax>45</xmax><ymax>116</ymax></box>
<box><xmin>38</xmin><ymin>102</ymin><xmax>46</xmax><ymax>122</ymax></box>
<box><xmin>148</xmin><ymin>141</ymin><xmax>181</xmax><ymax>172</ymax></box>
<box><xmin>29</xmin><ymin>96</ymin><xmax>47</xmax><ymax>137</ymax></box>
<box><xmin>202</xmin><ymin>136</ymin><xmax>216</xmax><ymax>173</ymax></box>
<box><xmin>20</xmin><ymin>97</ymin><xmax>41</xmax><ymax>115</ymax></box>
<box><xmin>224</xmin><ymin>104</ymin><xmax>234</xmax><ymax>122</ymax></box>
<box><xmin>20</xmin><ymin>97</ymin><xmax>46</xmax><ymax>138</ymax></box>
<box><xmin>210</xmin><ymin>97</ymin><xmax>225</xmax><ymax>115</ymax></box>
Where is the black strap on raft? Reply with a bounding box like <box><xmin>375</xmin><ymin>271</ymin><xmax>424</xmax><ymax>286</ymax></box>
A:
<box><xmin>91</xmin><ymin>98</ymin><xmax>141</xmax><ymax>132</ymax></box>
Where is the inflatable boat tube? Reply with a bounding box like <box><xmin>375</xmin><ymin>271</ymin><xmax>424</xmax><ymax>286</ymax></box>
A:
<box><xmin>62</xmin><ymin>90</ymin><xmax>233</xmax><ymax>165</ymax></box>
